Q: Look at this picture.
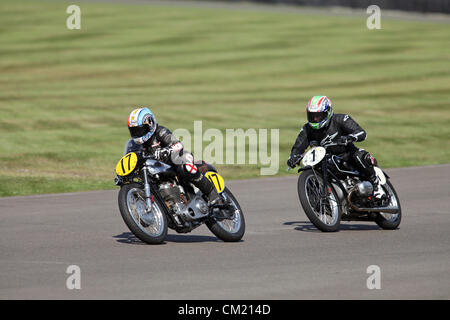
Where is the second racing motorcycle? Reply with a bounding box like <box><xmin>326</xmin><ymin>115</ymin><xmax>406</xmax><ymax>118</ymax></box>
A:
<box><xmin>292</xmin><ymin>142</ymin><xmax>401</xmax><ymax>232</ymax></box>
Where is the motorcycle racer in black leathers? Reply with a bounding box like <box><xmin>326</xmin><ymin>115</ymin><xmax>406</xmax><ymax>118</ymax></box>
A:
<box><xmin>124</xmin><ymin>107</ymin><xmax>222</xmax><ymax>204</ymax></box>
<box><xmin>287</xmin><ymin>96</ymin><xmax>385</xmax><ymax>199</ymax></box>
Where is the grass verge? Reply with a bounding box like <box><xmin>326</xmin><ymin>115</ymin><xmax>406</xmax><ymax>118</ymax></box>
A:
<box><xmin>0</xmin><ymin>0</ymin><xmax>449</xmax><ymax>196</ymax></box>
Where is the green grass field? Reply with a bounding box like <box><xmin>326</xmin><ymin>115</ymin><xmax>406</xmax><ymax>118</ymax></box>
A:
<box><xmin>0</xmin><ymin>0</ymin><xmax>449</xmax><ymax>196</ymax></box>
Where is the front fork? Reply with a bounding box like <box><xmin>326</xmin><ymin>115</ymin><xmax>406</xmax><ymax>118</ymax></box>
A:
<box><xmin>142</xmin><ymin>166</ymin><xmax>153</xmax><ymax>213</ymax></box>
<box><xmin>321</xmin><ymin>157</ymin><xmax>329</xmax><ymax>198</ymax></box>
<box><xmin>308</xmin><ymin>158</ymin><xmax>331</xmax><ymax>216</ymax></box>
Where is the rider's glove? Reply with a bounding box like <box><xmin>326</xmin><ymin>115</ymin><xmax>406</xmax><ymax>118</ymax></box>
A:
<box><xmin>340</xmin><ymin>135</ymin><xmax>356</xmax><ymax>146</ymax></box>
<box><xmin>287</xmin><ymin>154</ymin><xmax>303</xmax><ymax>168</ymax></box>
<box><xmin>154</xmin><ymin>147</ymin><xmax>172</xmax><ymax>162</ymax></box>
<box><xmin>309</xmin><ymin>140</ymin><xmax>319</xmax><ymax>147</ymax></box>
<box><xmin>114</xmin><ymin>176</ymin><xmax>123</xmax><ymax>186</ymax></box>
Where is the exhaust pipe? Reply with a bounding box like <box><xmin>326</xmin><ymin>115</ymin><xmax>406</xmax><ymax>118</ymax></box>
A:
<box><xmin>347</xmin><ymin>188</ymin><xmax>399</xmax><ymax>214</ymax></box>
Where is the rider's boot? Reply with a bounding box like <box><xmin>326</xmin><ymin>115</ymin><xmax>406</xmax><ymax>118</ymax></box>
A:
<box><xmin>189</xmin><ymin>169</ymin><xmax>234</xmax><ymax>219</ymax></box>
<box><xmin>192</xmin><ymin>174</ymin><xmax>223</xmax><ymax>205</ymax></box>
<box><xmin>369</xmin><ymin>174</ymin><xmax>387</xmax><ymax>201</ymax></box>
<box><xmin>208</xmin><ymin>188</ymin><xmax>223</xmax><ymax>206</ymax></box>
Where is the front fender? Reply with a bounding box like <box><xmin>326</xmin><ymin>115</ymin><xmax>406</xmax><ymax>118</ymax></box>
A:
<box><xmin>298</xmin><ymin>165</ymin><xmax>312</xmax><ymax>173</ymax></box>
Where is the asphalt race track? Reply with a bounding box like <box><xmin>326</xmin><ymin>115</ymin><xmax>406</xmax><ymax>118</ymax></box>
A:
<box><xmin>1</xmin><ymin>165</ymin><xmax>449</xmax><ymax>299</ymax></box>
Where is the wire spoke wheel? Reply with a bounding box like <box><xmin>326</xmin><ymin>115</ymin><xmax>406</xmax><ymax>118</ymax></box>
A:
<box><xmin>305</xmin><ymin>175</ymin><xmax>339</xmax><ymax>226</ymax></box>
<box><xmin>206</xmin><ymin>188</ymin><xmax>245</xmax><ymax>242</ymax></box>
<box><xmin>379</xmin><ymin>183</ymin><xmax>400</xmax><ymax>222</ymax></box>
<box><xmin>375</xmin><ymin>180</ymin><xmax>402</xmax><ymax>230</ymax></box>
<box><xmin>118</xmin><ymin>183</ymin><xmax>168</xmax><ymax>244</ymax></box>
<box><xmin>298</xmin><ymin>170</ymin><xmax>342</xmax><ymax>232</ymax></box>
<box><xmin>126</xmin><ymin>188</ymin><xmax>165</xmax><ymax>237</ymax></box>
<box><xmin>216</xmin><ymin>192</ymin><xmax>242</xmax><ymax>234</ymax></box>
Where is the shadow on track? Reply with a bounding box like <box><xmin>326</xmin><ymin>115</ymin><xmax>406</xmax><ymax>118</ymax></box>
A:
<box><xmin>284</xmin><ymin>221</ymin><xmax>381</xmax><ymax>232</ymax></box>
<box><xmin>113</xmin><ymin>232</ymin><xmax>219</xmax><ymax>245</ymax></box>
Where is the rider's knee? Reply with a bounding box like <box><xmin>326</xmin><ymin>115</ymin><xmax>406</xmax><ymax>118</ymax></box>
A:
<box><xmin>353</xmin><ymin>149</ymin><xmax>377</xmax><ymax>169</ymax></box>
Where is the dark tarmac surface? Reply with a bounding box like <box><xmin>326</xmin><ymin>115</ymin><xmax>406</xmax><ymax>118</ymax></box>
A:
<box><xmin>1</xmin><ymin>165</ymin><xmax>449</xmax><ymax>299</ymax></box>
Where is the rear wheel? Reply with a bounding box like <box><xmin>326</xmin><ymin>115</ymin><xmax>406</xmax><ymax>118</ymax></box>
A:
<box><xmin>375</xmin><ymin>180</ymin><xmax>402</xmax><ymax>230</ymax></box>
<box><xmin>206</xmin><ymin>188</ymin><xmax>245</xmax><ymax>242</ymax></box>
<box><xmin>297</xmin><ymin>170</ymin><xmax>342</xmax><ymax>232</ymax></box>
<box><xmin>118</xmin><ymin>183</ymin><xmax>168</xmax><ymax>244</ymax></box>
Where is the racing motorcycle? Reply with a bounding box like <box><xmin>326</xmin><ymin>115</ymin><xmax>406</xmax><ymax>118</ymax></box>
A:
<box><xmin>292</xmin><ymin>142</ymin><xmax>401</xmax><ymax>232</ymax></box>
<box><xmin>114</xmin><ymin>145</ymin><xmax>245</xmax><ymax>244</ymax></box>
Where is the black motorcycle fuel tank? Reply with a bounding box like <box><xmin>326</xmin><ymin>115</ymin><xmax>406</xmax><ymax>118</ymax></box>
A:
<box><xmin>327</xmin><ymin>155</ymin><xmax>359</xmax><ymax>178</ymax></box>
<box><xmin>145</xmin><ymin>159</ymin><xmax>177</xmax><ymax>178</ymax></box>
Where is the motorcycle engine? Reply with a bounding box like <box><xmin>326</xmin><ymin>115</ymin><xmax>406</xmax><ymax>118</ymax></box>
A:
<box><xmin>159</xmin><ymin>183</ymin><xmax>186</xmax><ymax>211</ymax></box>
<box><xmin>355</xmin><ymin>181</ymin><xmax>373</xmax><ymax>197</ymax></box>
<box><xmin>342</xmin><ymin>178</ymin><xmax>357</xmax><ymax>193</ymax></box>
<box><xmin>159</xmin><ymin>182</ymin><xmax>209</xmax><ymax>224</ymax></box>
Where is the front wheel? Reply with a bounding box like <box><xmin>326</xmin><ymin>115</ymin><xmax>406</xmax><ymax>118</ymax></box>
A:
<box><xmin>297</xmin><ymin>170</ymin><xmax>342</xmax><ymax>232</ymax></box>
<box><xmin>118</xmin><ymin>183</ymin><xmax>168</xmax><ymax>244</ymax></box>
<box><xmin>206</xmin><ymin>188</ymin><xmax>245</xmax><ymax>242</ymax></box>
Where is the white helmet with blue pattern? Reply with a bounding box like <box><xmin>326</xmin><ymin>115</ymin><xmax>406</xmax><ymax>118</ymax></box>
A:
<box><xmin>127</xmin><ymin>107</ymin><xmax>157</xmax><ymax>144</ymax></box>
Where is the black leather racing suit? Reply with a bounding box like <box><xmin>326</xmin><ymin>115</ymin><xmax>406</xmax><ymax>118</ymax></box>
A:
<box><xmin>290</xmin><ymin>114</ymin><xmax>377</xmax><ymax>182</ymax></box>
<box><xmin>125</xmin><ymin>125</ymin><xmax>216</xmax><ymax>198</ymax></box>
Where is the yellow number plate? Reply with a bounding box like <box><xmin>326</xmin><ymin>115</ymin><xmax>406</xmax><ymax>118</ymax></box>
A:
<box><xmin>205</xmin><ymin>171</ymin><xmax>225</xmax><ymax>194</ymax></box>
<box><xmin>115</xmin><ymin>152</ymin><xmax>138</xmax><ymax>176</ymax></box>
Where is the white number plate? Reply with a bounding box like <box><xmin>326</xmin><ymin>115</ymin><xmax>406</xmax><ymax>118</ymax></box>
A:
<box><xmin>302</xmin><ymin>146</ymin><xmax>326</xmax><ymax>167</ymax></box>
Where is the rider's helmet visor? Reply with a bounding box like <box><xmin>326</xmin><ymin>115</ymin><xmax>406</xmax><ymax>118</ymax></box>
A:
<box><xmin>128</xmin><ymin>124</ymin><xmax>150</xmax><ymax>138</ymax></box>
<box><xmin>307</xmin><ymin>111</ymin><xmax>328</xmax><ymax>124</ymax></box>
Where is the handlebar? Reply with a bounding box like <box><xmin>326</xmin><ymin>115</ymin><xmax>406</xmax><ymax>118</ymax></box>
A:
<box><xmin>135</xmin><ymin>151</ymin><xmax>156</xmax><ymax>160</ymax></box>
<box><xmin>288</xmin><ymin>141</ymin><xmax>349</xmax><ymax>170</ymax></box>
<box><xmin>321</xmin><ymin>142</ymin><xmax>348</xmax><ymax>148</ymax></box>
